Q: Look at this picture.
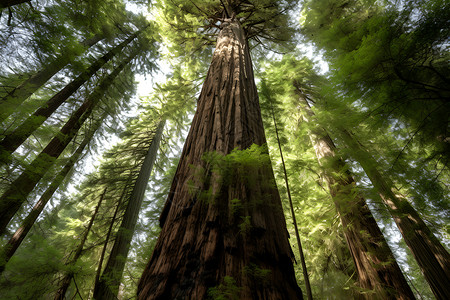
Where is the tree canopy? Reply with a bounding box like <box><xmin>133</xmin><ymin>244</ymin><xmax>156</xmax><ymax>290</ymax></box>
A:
<box><xmin>0</xmin><ymin>0</ymin><xmax>448</xmax><ymax>299</ymax></box>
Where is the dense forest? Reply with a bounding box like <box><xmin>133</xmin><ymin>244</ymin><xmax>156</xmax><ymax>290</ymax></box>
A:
<box><xmin>0</xmin><ymin>0</ymin><xmax>448</xmax><ymax>299</ymax></box>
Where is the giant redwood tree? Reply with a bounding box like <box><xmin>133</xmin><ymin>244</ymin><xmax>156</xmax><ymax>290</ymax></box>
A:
<box><xmin>138</xmin><ymin>1</ymin><xmax>302</xmax><ymax>299</ymax></box>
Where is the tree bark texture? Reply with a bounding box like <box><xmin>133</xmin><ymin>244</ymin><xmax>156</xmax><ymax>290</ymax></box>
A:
<box><xmin>0</xmin><ymin>49</ymin><xmax>139</xmax><ymax>235</ymax></box>
<box><xmin>138</xmin><ymin>19</ymin><xmax>302</xmax><ymax>300</ymax></box>
<box><xmin>299</xmin><ymin>97</ymin><xmax>415</xmax><ymax>299</ymax></box>
<box><xmin>340</xmin><ymin>130</ymin><xmax>450</xmax><ymax>300</ymax></box>
<box><xmin>94</xmin><ymin>120</ymin><xmax>165</xmax><ymax>300</ymax></box>
<box><xmin>0</xmin><ymin>114</ymin><xmax>104</xmax><ymax>273</ymax></box>
<box><xmin>0</xmin><ymin>31</ymin><xmax>138</xmax><ymax>164</ymax></box>
<box><xmin>54</xmin><ymin>187</ymin><xmax>107</xmax><ymax>300</ymax></box>
<box><xmin>0</xmin><ymin>35</ymin><xmax>103</xmax><ymax>123</ymax></box>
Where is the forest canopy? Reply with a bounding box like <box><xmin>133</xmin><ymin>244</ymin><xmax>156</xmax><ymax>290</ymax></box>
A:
<box><xmin>0</xmin><ymin>0</ymin><xmax>448</xmax><ymax>299</ymax></box>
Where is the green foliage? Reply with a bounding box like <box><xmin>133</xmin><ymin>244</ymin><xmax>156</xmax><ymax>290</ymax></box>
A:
<box><xmin>238</xmin><ymin>216</ymin><xmax>252</xmax><ymax>237</ymax></box>
<box><xmin>208</xmin><ymin>276</ymin><xmax>241</xmax><ymax>300</ymax></box>
<box><xmin>301</xmin><ymin>0</ymin><xmax>450</xmax><ymax>163</ymax></box>
<box><xmin>202</xmin><ymin>144</ymin><xmax>273</xmax><ymax>190</ymax></box>
<box><xmin>258</xmin><ymin>55</ymin><xmax>362</xmax><ymax>297</ymax></box>
<box><xmin>1</xmin><ymin>0</ymin><xmax>449</xmax><ymax>298</ymax></box>
<box><xmin>0</xmin><ymin>234</ymin><xmax>66</xmax><ymax>299</ymax></box>
<box><xmin>242</xmin><ymin>263</ymin><xmax>271</xmax><ymax>284</ymax></box>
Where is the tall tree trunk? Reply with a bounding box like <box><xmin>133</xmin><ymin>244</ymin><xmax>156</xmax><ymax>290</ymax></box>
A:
<box><xmin>54</xmin><ymin>187</ymin><xmax>107</xmax><ymax>300</ymax></box>
<box><xmin>339</xmin><ymin>129</ymin><xmax>450</xmax><ymax>300</ymax></box>
<box><xmin>0</xmin><ymin>30</ymin><xmax>140</xmax><ymax>164</ymax></box>
<box><xmin>0</xmin><ymin>113</ymin><xmax>104</xmax><ymax>273</ymax></box>
<box><xmin>0</xmin><ymin>49</ymin><xmax>139</xmax><ymax>234</ymax></box>
<box><xmin>0</xmin><ymin>0</ymin><xmax>30</xmax><ymax>9</ymax></box>
<box><xmin>0</xmin><ymin>34</ymin><xmax>103</xmax><ymax>123</ymax></box>
<box><xmin>93</xmin><ymin>178</ymin><xmax>129</xmax><ymax>296</ymax></box>
<box><xmin>297</xmin><ymin>93</ymin><xmax>415</xmax><ymax>299</ymax></box>
<box><xmin>94</xmin><ymin>120</ymin><xmax>165</xmax><ymax>300</ymax></box>
<box><xmin>138</xmin><ymin>18</ymin><xmax>302</xmax><ymax>300</ymax></box>
<box><xmin>268</xmin><ymin>92</ymin><xmax>313</xmax><ymax>300</ymax></box>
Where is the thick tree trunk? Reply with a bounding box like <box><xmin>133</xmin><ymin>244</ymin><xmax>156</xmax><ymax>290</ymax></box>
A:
<box><xmin>0</xmin><ymin>0</ymin><xmax>30</xmax><ymax>9</ymax></box>
<box><xmin>298</xmin><ymin>96</ymin><xmax>415</xmax><ymax>299</ymax></box>
<box><xmin>94</xmin><ymin>120</ymin><xmax>165</xmax><ymax>300</ymax></box>
<box><xmin>0</xmin><ymin>49</ymin><xmax>139</xmax><ymax>234</ymax></box>
<box><xmin>0</xmin><ymin>34</ymin><xmax>103</xmax><ymax>123</ymax></box>
<box><xmin>53</xmin><ymin>188</ymin><xmax>107</xmax><ymax>300</ymax></box>
<box><xmin>0</xmin><ymin>115</ymin><xmax>103</xmax><ymax>273</ymax></box>
<box><xmin>340</xmin><ymin>130</ymin><xmax>450</xmax><ymax>300</ymax></box>
<box><xmin>0</xmin><ymin>31</ymin><xmax>139</xmax><ymax>164</ymax></box>
<box><xmin>138</xmin><ymin>19</ymin><xmax>302</xmax><ymax>300</ymax></box>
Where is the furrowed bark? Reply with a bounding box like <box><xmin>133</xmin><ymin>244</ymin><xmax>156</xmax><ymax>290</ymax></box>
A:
<box><xmin>94</xmin><ymin>120</ymin><xmax>165</xmax><ymax>300</ymax></box>
<box><xmin>340</xmin><ymin>129</ymin><xmax>450</xmax><ymax>300</ymax></box>
<box><xmin>0</xmin><ymin>113</ymin><xmax>105</xmax><ymax>274</ymax></box>
<box><xmin>298</xmin><ymin>94</ymin><xmax>415</xmax><ymax>299</ymax></box>
<box><xmin>0</xmin><ymin>31</ymin><xmax>140</xmax><ymax>164</ymax></box>
<box><xmin>0</xmin><ymin>49</ymin><xmax>139</xmax><ymax>235</ymax></box>
<box><xmin>53</xmin><ymin>187</ymin><xmax>107</xmax><ymax>300</ymax></box>
<box><xmin>0</xmin><ymin>34</ymin><xmax>103</xmax><ymax>123</ymax></box>
<box><xmin>138</xmin><ymin>18</ymin><xmax>302</xmax><ymax>300</ymax></box>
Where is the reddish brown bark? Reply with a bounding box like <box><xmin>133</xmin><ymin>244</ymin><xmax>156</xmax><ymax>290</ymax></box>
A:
<box><xmin>0</xmin><ymin>49</ymin><xmax>139</xmax><ymax>235</ymax></box>
<box><xmin>138</xmin><ymin>19</ymin><xmax>302</xmax><ymax>300</ymax></box>
<box><xmin>340</xmin><ymin>130</ymin><xmax>450</xmax><ymax>300</ymax></box>
<box><xmin>299</xmin><ymin>96</ymin><xmax>415</xmax><ymax>299</ymax></box>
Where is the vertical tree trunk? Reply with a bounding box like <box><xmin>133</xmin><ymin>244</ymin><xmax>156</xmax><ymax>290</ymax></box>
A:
<box><xmin>0</xmin><ymin>31</ymin><xmax>140</xmax><ymax>164</ymax></box>
<box><xmin>54</xmin><ymin>187</ymin><xmax>107</xmax><ymax>300</ymax></box>
<box><xmin>0</xmin><ymin>113</ymin><xmax>104</xmax><ymax>274</ymax></box>
<box><xmin>298</xmin><ymin>96</ymin><xmax>415</xmax><ymax>299</ymax></box>
<box><xmin>268</xmin><ymin>93</ymin><xmax>313</xmax><ymax>300</ymax></box>
<box><xmin>138</xmin><ymin>18</ymin><xmax>302</xmax><ymax>300</ymax></box>
<box><xmin>339</xmin><ymin>129</ymin><xmax>450</xmax><ymax>300</ymax></box>
<box><xmin>94</xmin><ymin>120</ymin><xmax>165</xmax><ymax>300</ymax></box>
<box><xmin>0</xmin><ymin>34</ymin><xmax>103</xmax><ymax>123</ymax></box>
<box><xmin>93</xmin><ymin>178</ymin><xmax>129</xmax><ymax>296</ymax></box>
<box><xmin>0</xmin><ymin>49</ymin><xmax>139</xmax><ymax>234</ymax></box>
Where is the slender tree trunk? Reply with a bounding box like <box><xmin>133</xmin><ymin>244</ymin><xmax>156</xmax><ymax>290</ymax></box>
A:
<box><xmin>0</xmin><ymin>31</ymin><xmax>139</xmax><ymax>164</ymax></box>
<box><xmin>54</xmin><ymin>188</ymin><xmax>107</xmax><ymax>300</ymax></box>
<box><xmin>0</xmin><ymin>49</ymin><xmax>139</xmax><ymax>234</ymax></box>
<box><xmin>0</xmin><ymin>0</ymin><xmax>30</xmax><ymax>9</ymax></box>
<box><xmin>339</xmin><ymin>129</ymin><xmax>450</xmax><ymax>300</ymax></box>
<box><xmin>94</xmin><ymin>120</ymin><xmax>165</xmax><ymax>300</ymax></box>
<box><xmin>93</xmin><ymin>179</ymin><xmax>129</xmax><ymax>295</ymax></box>
<box><xmin>0</xmin><ymin>113</ymin><xmax>104</xmax><ymax>274</ymax></box>
<box><xmin>268</xmin><ymin>93</ymin><xmax>313</xmax><ymax>300</ymax></box>
<box><xmin>297</xmin><ymin>95</ymin><xmax>415</xmax><ymax>299</ymax></box>
<box><xmin>0</xmin><ymin>34</ymin><xmax>103</xmax><ymax>122</ymax></box>
<box><xmin>138</xmin><ymin>18</ymin><xmax>302</xmax><ymax>300</ymax></box>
